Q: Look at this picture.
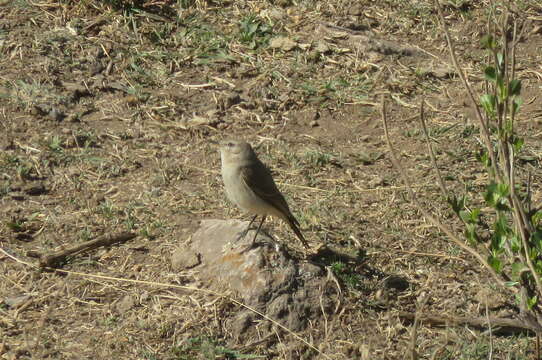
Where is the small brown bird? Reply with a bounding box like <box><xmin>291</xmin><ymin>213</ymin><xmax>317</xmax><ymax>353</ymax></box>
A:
<box><xmin>220</xmin><ymin>140</ymin><xmax>308</xmax><ymax>248</ymax></box>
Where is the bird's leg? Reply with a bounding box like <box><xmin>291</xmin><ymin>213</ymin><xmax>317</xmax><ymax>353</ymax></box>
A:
<box><xmin>251</xmin><ymin>215</ymin><xmax>266</xmax><ymax>246</ymax></box>
<box><xmin>238</xmin><ymin>215</ymin><xmax>266</xmax><ymax>254</ymax></box>
<box><xmin>236</xmin><ymin>215</ymin><xmax>258</xmax><ymax>242</ymax></box>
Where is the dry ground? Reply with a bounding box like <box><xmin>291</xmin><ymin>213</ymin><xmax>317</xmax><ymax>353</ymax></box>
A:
<box><xmin>1</xmin><ymin>0</ymin><xmax>542</xmax><ymax>359</ymax></box>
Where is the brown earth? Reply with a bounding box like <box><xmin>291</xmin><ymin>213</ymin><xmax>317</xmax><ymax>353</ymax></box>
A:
<box><xmin>1</xmin><ymin>1</ymin><xmax>541</xmax><ymax>359</ymax></box>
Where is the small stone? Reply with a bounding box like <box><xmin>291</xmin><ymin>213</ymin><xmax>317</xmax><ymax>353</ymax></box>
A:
<box><xmin>314</xmin><ymin>41</ymin><xmax>331</xmax><ymax>54</ymax></box>
<box><xmin>48</xmin><ymin>108</ymin><xmax>65</xmax><ymax>122</ymax></box>
<box><xmin>382</xmin><ymin>275</ymin><xmax>409</xmax><ymax>292</ymax></box>
<box><xmin>348</xmin><ymin>4</ymin><xmax>364</xmax><ymax>16</ymax></box>
<box><xmin>3</xmin><ymin>294</ymin><xmax>31</xmax><ymax>308</ymax></box>
<box><xmin>171</xmin><ymin>249</ymin><xmax>201</xmax><ymax>270</ymax></box>
<box><xmin>124</xmin><ymin>95</ymin><xmax>139</xmax><ymax>105</ymax></box>
<box><xmin>116</xmin><ymin>295</ymin><xmax>136</xmax><ymax>314</ymax></box>
<box><xmin>269</xmin><ymin>36</ymin><xmax>297</xmax><ymax>51</ymax></box>
<box><xmin>23</xmin><ymin>183</ymin><xmax>47</xmax><ymax>196</ymax></box>
<box><xmin>67</xmin><ymin>113</ymin><xmax>80</xmax><ymax>122</ymax></box>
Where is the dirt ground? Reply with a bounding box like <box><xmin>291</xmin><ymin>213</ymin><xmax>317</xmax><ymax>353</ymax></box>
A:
<box><xmin>1</xmin><ymin>0</ymin><xmax>542</xmax><ymax>359</ymax></box>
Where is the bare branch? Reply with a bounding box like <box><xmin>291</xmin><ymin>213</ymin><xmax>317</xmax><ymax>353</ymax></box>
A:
<box><xmin>418</xmin><ymin>99</ymin><xmax>448</xmax><ymax>197</ymax></box>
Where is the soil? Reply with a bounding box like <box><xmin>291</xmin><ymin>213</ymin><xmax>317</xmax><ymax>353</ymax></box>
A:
<box><xmin>1</xmin><ymin>1</ymin><xmax>541</xmax><ymax>359</ymax></box>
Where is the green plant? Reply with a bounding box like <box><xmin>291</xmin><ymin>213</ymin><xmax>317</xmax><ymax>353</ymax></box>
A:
<box><xmin>238</xmin><ymin>15</ymin><xmax>272</xmax><ymax>50</ymax></box>
<box><xmin>47</xmin><ymin>135</ymin><xmax>64</xmax><ymax>153</ymax></box>
<box><xmin>383</xmin><ymin>2</ymin><xmax>542</xmax><ymax>334</ymax></box>
<box><xmin>304</xmin><ymin>150</ymin><xmax>333</xmax><ymax>168</ymax></box>
<box><xmin>331</xmin><ymin>261</ymin><xmax>362</xmax><ymax>289</ymax></box>
<box><xmin>171</xmin><ymin>336</ymin><xmax>263</xmax><ymax>359</ymax></box>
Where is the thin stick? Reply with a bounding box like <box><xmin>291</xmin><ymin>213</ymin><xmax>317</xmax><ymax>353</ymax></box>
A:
<box><xmin>418</xmin><ymin>99</ymin><xmax>448</xmax><ymax>197</ymax></box>
<box><xmin>486</xmin><ymin>300</ymin><xmax>494</xmax><ymax>360</ymax></box>
<box><xmin>398</xmin><ymin>311</ymin><xmax>537</xmax><ymax>334</ymax></box>
<box><xmin>409</xmin><ymin>296</ymin><xmax>428</xmax><ymax>360</ymax></box>
<box><xmin>37</xmin><ymin>232</ymin><xmax>137</xmax><ymax>269</ymax></box>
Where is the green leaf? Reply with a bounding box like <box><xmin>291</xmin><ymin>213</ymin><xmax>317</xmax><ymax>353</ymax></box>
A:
<box><xmin>512</xmin><ymin>97</ymin><xmax>523</xmax><ymax>113</ymax></box>
<box><xmin>488</xmin><ymin>254</ymin><xmax>502</xmax><ymax>273</ymax></box>
<box><xmin>460</xmin><ymin>208</ymin><xmax>481</xmax><ymax>224</ymax></box>
<box><xmin>527</xmin><ymin>295</ymin><xmax>538</xmax><ymax>310</ymax></box>
<box><xmin>511</xmin><ymin>262</ymin><xmax>528</xmax><ymax>280</ymax></box>
<box><xmin>494</xmin><ymin>214</ymin><xmax>510</xmax><ymax>234</ymax></box>
<box><xmin>497</xmin><ymin>76</ymin><xmax>506</xmax><ymax>100</ymax></box>
<box><xmin>505</xmin><ymin>281</ymin><xmax>519</xmax><ymax>287</ymax></box>
<box><xmin>509</xmin><ymin>79</ymin><xmax>522</xmax><ymax>96</ymax></box>
<box><xmin>477</xmin><ymin>150</ymin><xmax>490</xmax><ymax>167</ymax></box>
<box><xmin>448</xmin><ymin>194</ymin><xmax>466</xmax><ymax>214</ymax></box>
<box><xmin>532</xmin><ymin>230</ymin><xmax>542</xmax><ymax>253</ymax></box>
<box><xmin>470</xmin><ymin>208</ymin><xmax>481</xmax><ymax>222</ymax></box>
<box><xmin>491</xmin><ymin>232</ymin><xmax>506</xmax><ymax>251</ymax></box>
<box><xmin>480</xmin><ymin>94</ymin><xmax>496</xmax><ymax>116</ymax></box>
<box><xmin>496</xmin><ymin>52</ymin><xmax>504</xmax><ymax>69</ymax></box>
<box><xmin>485</xmin><ymin>183</ymin><xmax>510</xmax><ymax>211</ymax></box>
<box><xmin>459</xmin><ymin>210</ymin><xmax>471</xmax><ymax>223</ymax></box>
<box><xmin>511</xmin><ymin>136</ymin><xmax>524</xmax><ymax>153</ymax></box>
<box><xmin>484</xmin><ymin>183</ymin><xmax>510</xmax><ymax>211</ymax></box>
<box><xmin>484</xmin><ymin>66</ymin><xmax>497</xmax><ymax>82</ymax></box>
<box><xmin>465</xmin><ymin>224</ymin><xmax>479</xmax><ymax>244</ymax></box>
<box><xmin>510</xmin><ymin>234</ymin><xmax>521</xmax><ymax>253</ymax></box>
<box><xmin>480</xmin><ymin>34</ymin><xmax>496</xmax><ymax>49</ymax></box>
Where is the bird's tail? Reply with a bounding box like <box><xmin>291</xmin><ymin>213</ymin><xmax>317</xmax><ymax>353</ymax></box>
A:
<box><xmin>287</xmin><ymin>216</ymin><xmax>309</xmax><ymax>248</ymax></box>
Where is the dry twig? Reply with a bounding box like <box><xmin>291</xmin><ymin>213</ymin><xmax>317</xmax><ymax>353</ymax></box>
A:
<box><xmin>36</xmin><ymin>232</ymin><xmax>137</xmax><ymax>269</ymax></box>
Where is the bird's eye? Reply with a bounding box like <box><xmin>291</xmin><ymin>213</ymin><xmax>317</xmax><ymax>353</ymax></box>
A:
<box><xmin>227</xmin><ymin>142</ymin><xmax>234</xmax><ymax>147</ymax></box>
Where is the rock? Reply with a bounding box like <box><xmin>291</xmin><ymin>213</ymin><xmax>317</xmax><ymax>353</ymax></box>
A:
<box><xmin>116</xmin><ymin>295</ymin><xmax>136</xmax><ymax>314</ymax></box>
<box><xmin>217</xmin><ymin>91</ymin><xmax>242</xmax><ymax>110</ymax></box>
<box><xmin>48</xmin><ymin>108</ymin><xmax>65</xmax><ymax>122</ymax></box>
<box><xmin>314</xmin><ymin>41</ymin><xmax>331</xmax><ymax>54</ymax></box>
<box><xmin>269</xmin><ymin>36</ymin><xmax>297</xmax><ymax>51</ymax></box>
<box><xmin>3</xmin><ymin>294</ymin><xmax>31</xmax><ymax>308</ymax></box>
<box><xmin>171</xmin><ymin>219</ymin><xmax>332</xmax><ymax>339</ymax></box>
<box><xmin>171</xmin><ymin>249</ymin><xmax>201</xmax><ymax>270</ymax></box>
<box><xmin>382</xmin><ymin>275</ymin><xmax>409</xmax><ymax>292</ymax></box>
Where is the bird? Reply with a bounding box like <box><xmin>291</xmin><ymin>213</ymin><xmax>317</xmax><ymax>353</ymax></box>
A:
<box><xmin>220</xmin><ymin>139</ymin><xmax>308</xmax><ymax>248</ymax></box>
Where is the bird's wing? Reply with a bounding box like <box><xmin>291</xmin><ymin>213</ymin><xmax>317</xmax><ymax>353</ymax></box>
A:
<box><xmin>239</xmin><ymin>161</ymin><xmax>293</xmax><ymax>219</ymax></box>
<box><xmin>240</xmin><ymin>161</ymin><xmax>308</xmax><ymax>247</ymax></box>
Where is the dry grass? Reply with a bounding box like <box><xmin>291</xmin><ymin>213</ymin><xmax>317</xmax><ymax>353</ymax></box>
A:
<box><xmin>1</xmin><ymin>0</ymin><xmax>541</xmax><ymax>359</ymax></box>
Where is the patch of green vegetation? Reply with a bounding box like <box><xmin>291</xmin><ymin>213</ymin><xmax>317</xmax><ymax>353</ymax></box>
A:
<box><xmin>98</xmin><ymin>200</ymin><xmax>117</xmax><ymax>219</ymax></box>
<box><xmin>79</xmin><ymin>228</ymin><xmax>92</xmax><ymax>242</ymax></box>
<box><xmin>6</xmin><ymin>219</ymin><xmax>25</xmax><ymax>232</ymax></box>
<box><xmin>140</xmin><ymin>221</ymin><xmax>164</xmax><ymax>240</ymax></box>
<box><xmin>171</xmin><ymin>336</ymin><xmax>264</xmax><ymax>360</ymax></box>
<box><xmin>297</xmin><ymin>74</ymin><xmax>373</xmax><ymax>106</ymax></box>
<box><xmin>403</xmin><ymin>123</ymin><xmax>460</xmax><ymax>139</ymax></box>
<box><xmin>330</xmin><ymin>261</ymin><xmax>363</xmax><ymax>290</ymax></box>
<box><xmin>103</xmin><ymin>315</ymin><xmax>119</xmax><ymax>328</ymax></box>
<box><xmin>47</xmin><ymin>135</ymin><xmax>64</xmax><ymax>153</ymax></box>
<box><xmin>1</xmin><ymin>154</ymin><xmax>36</xmax><ymax>180</ymax></box>
<box><xmin>439</xmin><ymin>335</ymin><xmax>530</xmax><ymax>360</ymax></box>
<box><xmin>303</xmin><ymin>150</ymin><xmax>334</xmax><ymax>168</ymax></box>
<box><xmin>175</xmin><ymin>15</ymin><xmax>234</xmax><ymax>65</ymax></box>
<box><xmin>7</xmin><ymin>79</ymin><xmax>68</xmax><ymax>111</ymax></box>
<box><xmin>238</xmin><ymin>15</ymin><xmax>272</xmax><ymax>50</ymax></box>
